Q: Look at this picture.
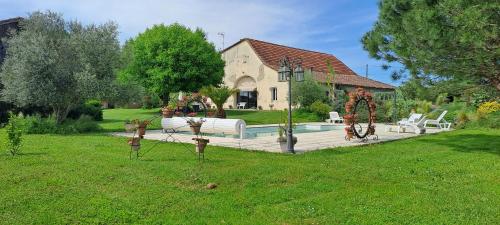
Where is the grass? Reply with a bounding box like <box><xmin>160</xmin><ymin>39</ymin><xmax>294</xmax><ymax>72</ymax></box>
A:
<box><xmin>100</xmin><ymin>108</ymin><xmax>321</xmax><ymax>132</ymax></box>
<box><xmin>0</xmin><ymin>128</ymin><xmax>499</xmax><ymax>224</ymax></box>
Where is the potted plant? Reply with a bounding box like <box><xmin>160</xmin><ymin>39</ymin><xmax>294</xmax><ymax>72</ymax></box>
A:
<box><xmin>124</xmin><ymin>119</ymin><xmax>136</xmax><ymax>132</ymax></box>
<box><xmin>368</xmin><ymin>125</ymin><xmax>376</xmax><ymax>135</ymax></box>
<box><xmin>206</xmin><ymin>109</ymin><xmax>216</xmax><ymax>118</ymax></box>
<box><xmin>187</xmin><ymin>112</ymin><xmax>197</xmax><ymax>117</ymax></box>
<box><xmin>161</xmin><ymin>102</ymin><xmax>177</xmax><ymax>118</ymax></box>
<box><xmin>276</xmin><ymin>126</ymin><xmax>298</xmax><ymax>153</ymax></box>
<box><xmin>192</xmin><ymin>137</ymin><xmax>209</xmax><ymax>153</ymax></box>
<box><xmin>128</xmin><ymin>137</ymin><xmax>141</xmax><ymax>151</ymax></box>
<box><xmin>345</xmin><ymin>127</ymin><xmax>354</xmax><ymax>139</ymax></box>
<box><xmin>343</xmin><ymin>114</ymin><xmax>354</xmax><ymax>125</ymax></box>
<box><xmin>186</xmin><ymin>118</ymin><xmax>205</xmax><ymax>135</ymax></box>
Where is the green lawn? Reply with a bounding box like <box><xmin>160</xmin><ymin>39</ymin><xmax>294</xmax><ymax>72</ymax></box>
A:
<box><xmin>0</xmin><ymin>128</ymin><xmax>498</xmax><ymax>224</ymax></box>
<box><xmin>101</xmin><ymin>108</ymin><xmax>321</xmax><ymax>132</ymax></box>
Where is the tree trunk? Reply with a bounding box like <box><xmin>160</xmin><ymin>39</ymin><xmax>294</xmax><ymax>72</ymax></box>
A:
<box><xmin>216</xmin><ymin>104</ymin><xmax>226</xmax><ymax>118</ymax></box>
<box><xmin>160</xmin><ymin>92</ymin><xmax>170</xmax><ymax>106</ymax></box>
<box><xmin>53</xmin><ymin>106</ymin><xmax>70</xmax><ymax>124</ymax></box>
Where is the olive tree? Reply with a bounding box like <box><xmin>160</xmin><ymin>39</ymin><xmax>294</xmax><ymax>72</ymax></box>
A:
<box><xmin>0</xmin><ymin>11</ymin><xmax>120</xmax><ymax>123</ymax></box>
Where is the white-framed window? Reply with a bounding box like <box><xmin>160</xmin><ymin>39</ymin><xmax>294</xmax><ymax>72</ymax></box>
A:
<box><xmin>271</xmin><ymin>87</ymin><xmax>277</xmax><ymax>101</ymax></box>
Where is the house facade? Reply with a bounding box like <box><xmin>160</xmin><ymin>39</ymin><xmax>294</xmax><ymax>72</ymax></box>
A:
<box><xmin>221</xmin><ymin>38</ymin><xmax>395</xmax><ymax>110</ymax></box>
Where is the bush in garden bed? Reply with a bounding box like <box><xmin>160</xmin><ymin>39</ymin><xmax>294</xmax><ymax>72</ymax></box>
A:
<box><xmin>13</xmin><ymin>114</ymin><xmax>101</xmax><ymax>134</ymax></box>
<box><xmin>67</xmin><ymin>100</ymin><xmax>103</xmax><ymax>121</ymax></box>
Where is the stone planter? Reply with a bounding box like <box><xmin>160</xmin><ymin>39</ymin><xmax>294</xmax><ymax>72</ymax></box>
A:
<box><xmin>277</xmin><ymin>136</ymin><xmax>297</xmax><ymax>153</ymax></box>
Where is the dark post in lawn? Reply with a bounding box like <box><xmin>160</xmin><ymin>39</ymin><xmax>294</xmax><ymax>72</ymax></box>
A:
<box><xmin>277</xmin><ymin>56</ymin><xmax>304</xmax><ymax>153</ymax></box>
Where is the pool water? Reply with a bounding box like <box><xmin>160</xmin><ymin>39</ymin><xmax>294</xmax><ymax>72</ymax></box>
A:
<box><xmin>195</xmin><ymin>124</ymin><xmax>343</xmax><ymax>139</ymax></box>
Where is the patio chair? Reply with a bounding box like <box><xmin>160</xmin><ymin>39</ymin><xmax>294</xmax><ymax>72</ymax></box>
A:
<box><xmin>424</xmin><ymin>110</ymin><xmax>451</xmax><ymax>130</ymax></box>
<box><xmin>398</xmin><ymin>113</ymin><xmax>423</xmax><ymax>126</ymax></box>
<box><xmin>327</xmin><ymin>111</ymin><xmax>343</xmax><ymax>123</ymax></box>
<box><xmin>398</xmin><ymin>116</ymin><xmax>427</xmax><ymax>134</ymax></box>
<box><xmin>237</xmin><ymin>102</ymin><xmax>246</xmax><ymax>109</ymax></box>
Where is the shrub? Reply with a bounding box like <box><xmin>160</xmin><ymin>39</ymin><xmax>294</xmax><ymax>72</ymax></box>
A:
<box><xmin>309</xmin><ymin>101</ymin><xmax>331</xmax><ymax>120</ymax></box>
<box><xmin>58</xmin><ymin>115</ymin><xmax>101</xmax><ymax>134</ymax></box>
<box><xmin>435</xmin><ymin>93</ymin><xmax>448</xmax><ymax>105</ymax></box>
<box><xmin>466</xmin><ymin>111</ymin><xmax>500</xmax><ymax>129</ymax></box>
<box><xmin>415</xmin><ymin>100</ymin><xmax>432</xmax><ymax>114</ymax></box>
<box><xmin>454</xmin><ymin>111</ymin><xmax>470</xmax><ymax>129</ymax></box>
<box><xmin>18</xmin><ymin>114</ymin><xmax>101</xmax><ymax>134</ymax></box>
<box><xmin>5</xmin><ymin>113</ymin><xmax>23</xmax><ymax>155</ymax></box>
<box><xmin>291</xmin><ymin>71</ymin><xmax>329</xmax><ymax>108</ymax></box>
<box><xmin>469</xmin><ymin>88</ymin><xmax>491</xmax><ymax>107</ymax></box>
<box><xmin>477</xmin><ymin>101</ymin><xmax>500</xmax><ymax>118</ymax></box>
<box><xmin>23</xmin><ymin>115</ymin><xmax>58</xmax><ymax>134</ymax></box>
<box><xmin>67</xmin><ymin>100</ymin><xmax>103</xmax><ymax>121</ymax></box>
<box><xmin>142</xmin><ymin>94</ymin><xmax>161</xmax><ymax>109</ymax></box>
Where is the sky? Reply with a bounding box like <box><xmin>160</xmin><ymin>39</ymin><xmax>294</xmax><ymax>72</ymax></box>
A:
<box><xmin>0</xmin><ymin>0</ymin><xmax>403</xmax><ymax>86</ymax></box>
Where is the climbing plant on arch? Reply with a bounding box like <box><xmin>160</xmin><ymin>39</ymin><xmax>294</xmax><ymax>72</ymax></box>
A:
<box><xmin>344</xmin><ymin>88</ymin><xmax>378</xmax><ymax>141</ymax></box>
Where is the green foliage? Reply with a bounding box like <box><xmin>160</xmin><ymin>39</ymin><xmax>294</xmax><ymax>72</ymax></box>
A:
<box><xmin>109</xmin><ymin>80</ymin><xmax>146</xmax><ymax>108</ymax></box>
<box><xmin>363</xmin><ymin>0</ymin><xmax>500</xmax><ymax>90</ymax></box>
<box><xmin>15</xmin><ymin>114</ymin><xmax>101</xmax><ymax>134</ymax></box>
<box><xmin>454</xmin><ymin>111</ymin><xmax>470</xmax><ymax>128</ymax></box>
<box><xmin>200</xmin><ymin>85</ymin><xmax>239</xmax><ymax>118</ymax></box>
<box><xmin>142</xmin><ymin>94</ymin><xmax>161</xmax><ymax>109</ymax></box>
<box><xmin>121</xmin><ymin>23</ymin><xmax>225</xmax><ymax>103</ymax></box>
<box><xmin>309</xmin><ymin>100</ymin><xmax>331</xmax><ymax>120</ymax></box>
<box><xmin>0</xmin><ymin>102</ymin><xmax>13</xmax><ymax>125</ymax></box>
<box><xmin>0</xmin><ymin>11</ymin><xmax>120</xmax><ymax>123</ymax></box>
<box><xmin>435</xmin><ymin>93</ymin><xmax>448</xmax><ymax>106</ymax></box>
<box><xmin>5</xmin><ymin>113</ymin><xmax>22</xmax><ymax>155</ymax></box>
<box><xmin>325</xmin><ymin>60</ymin><xmax>337</xmax><ymax>104</ymax></box>
<box><xmin>466</xmin><ymin>111</ymin><xmax>500</xmax><ymax>129</ymax></box>
<box><xmin>292</xmin><ymin>71</ymin><xmax>329</xmax><ymax>108</ymax></box>
<box><xmin>415</xmin><ymin>100</ymin><xmax>432</xmax><ymax>114</ymax></box>
<box><xmin>468</xmin><ymin>88</ymin><xmax>493</xmax><ymax>108</ymax></box>
<box><xmin>67</xmin><ymin>100</ymin><xmax>103</xmax><ymax>121</ymax></box>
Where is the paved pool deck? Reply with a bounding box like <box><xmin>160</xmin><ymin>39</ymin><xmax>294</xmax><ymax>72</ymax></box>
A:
<box><xmin>111</xmin><ymin>123</ymin><xmax>446</xmax><ymax>153</ymax></box>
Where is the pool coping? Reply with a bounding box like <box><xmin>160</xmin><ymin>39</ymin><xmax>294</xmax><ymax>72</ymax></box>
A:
<box><xmin>111</xmin><ymin>123</ymin><xmax>448</xmax><ymax>153</ymax></box>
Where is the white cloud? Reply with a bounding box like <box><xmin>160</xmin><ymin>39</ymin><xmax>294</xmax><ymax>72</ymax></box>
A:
<box><xmin>1</xmin><ymin>0</ymin><xmax>319</xmax><ymax>48</ymax></box>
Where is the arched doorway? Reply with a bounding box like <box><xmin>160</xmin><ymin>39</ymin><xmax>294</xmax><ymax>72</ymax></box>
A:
<box><xmin>234</xmin><ymin>76</ymin><xmax>257</xmax><ymax>109</ymax></box>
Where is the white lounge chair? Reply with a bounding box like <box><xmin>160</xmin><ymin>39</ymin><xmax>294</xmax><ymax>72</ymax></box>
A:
<box><xmin>398</xmin><ymin>116</ymin><xmax>427</xmax><ymax>134</ymax></box>
<box><xmin>237</xmin><ymin>102</ymin><xmax>246</xmax><ymax>109</ymax></box>
<box><xmin>398</xmin><ymin>113</ymin><xmax>423</xmax><ymax>126</ymax></box>
<box><xmin>327</xmin><ymin>111</ymin><xmax>343</xmax><ymax>123</ymax></box>
<box><xmin>424</xmin><ymin>110</ymin><xmax>451</xmax><ymax>130</ymax></box>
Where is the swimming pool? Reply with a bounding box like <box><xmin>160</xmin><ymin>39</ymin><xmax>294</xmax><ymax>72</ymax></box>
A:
<box><xmin>184</xmin><ymin>124</ymin><xmax>343</xmax><ymax>139</ymax></box>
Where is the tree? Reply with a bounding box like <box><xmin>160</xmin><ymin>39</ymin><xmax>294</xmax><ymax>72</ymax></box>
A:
<box><xmin>200</xmin><ymin>85</ymin><xmax>239</xmax><ymax>118</ymax></box>
<box><xmin>362</xmin><ymin>0</ymin><xmax>500</xmax><ymax>90</ymax></box>
<box><xmin>291</xmin><ymin>70</ymin><xmax>329</xmax><ymax>108</ymax></box>
<box><xmin>0</xmin><ymin>11</ymin><xmax>120</xmax><ymax>123</ymax></box>
<box><xmin>326</xmin><ymin>60</ymin><xmax>337</xmax><ymax>105</ymax></box>
<box><xmin>122</xmin><ymin>23</ymin><xmax>225</xmax><ymax>104</ymax></box>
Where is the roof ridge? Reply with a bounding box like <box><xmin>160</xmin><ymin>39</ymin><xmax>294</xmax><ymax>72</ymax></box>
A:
<box><xmin>244</xmin><ymin>38</ymin><xmax>337</xmax><ymax>57</ymax></box>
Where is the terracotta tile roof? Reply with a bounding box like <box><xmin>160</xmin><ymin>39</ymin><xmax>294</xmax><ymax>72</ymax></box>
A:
<box><xmin>223</xmin><ymin>38</ymin><xmax>394</xmax><ymax>90</ymax></box>
<box><xmin>313</xmin><ymin>72</ymin><xmax>395</xmax><ymax>90</ymax></box>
